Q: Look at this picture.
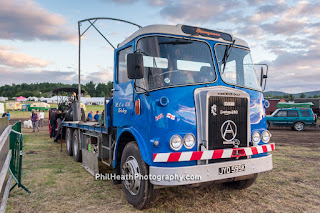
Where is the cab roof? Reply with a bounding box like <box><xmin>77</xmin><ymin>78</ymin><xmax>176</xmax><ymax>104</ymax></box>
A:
<box><xmin>119</xmin><ymin>24</ymin><xmax>249</xmax><ymax>48</ymax></box>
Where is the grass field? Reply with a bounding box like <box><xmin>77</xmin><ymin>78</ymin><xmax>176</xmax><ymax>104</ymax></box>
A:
<box><xmin>5</xmin><ymin>124</ymin><xmax>320</xmax><ymax>212</ymax></box>
<box><xmin>7</xmin><ymin>104</ymin><xmax>104</xmax><ymax>120</ymax></box>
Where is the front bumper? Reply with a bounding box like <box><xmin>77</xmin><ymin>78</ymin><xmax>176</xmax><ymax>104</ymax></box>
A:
<box><xmin>149</xmin><ymin>154</ymin><xmax>273</xmax><ymax>186</ymax></box>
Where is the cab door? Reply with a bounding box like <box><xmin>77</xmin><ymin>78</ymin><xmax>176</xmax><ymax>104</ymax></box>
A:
<box><xmin>113</xmin><ymin>46</ymin><xmax>134</xmax><ymax>127</ymax></box>
<box><xmin>287</xmin><ymin>110</ymin><xmax>299</xmax><ymax>126</ymax></box>
<box><xmin>272</xmin><ymin>110</ymin><xmax>288</xmax><ymax>126</ymax></box>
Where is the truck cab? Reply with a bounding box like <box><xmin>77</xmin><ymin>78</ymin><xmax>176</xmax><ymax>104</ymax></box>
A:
<box><xmin>63</xmin><ymin>22</ymin><xmax>275</xmax><ymax>209</ymax></box>
<box><xmin>111</xmin><ymin>24</ymin><xmax>274</xmax><ymax>207</ymax></box>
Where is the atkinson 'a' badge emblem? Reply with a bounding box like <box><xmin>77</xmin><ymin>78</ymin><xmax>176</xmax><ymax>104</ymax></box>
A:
<box><xmin>211</xmin><ymin>104</ymin><xmax>217</xmax><ymax>116</ymax></box>
<box><xmin>221</xmin><ymin>120</ymin><xmax>237</xmax><ymax>141</ymax></box>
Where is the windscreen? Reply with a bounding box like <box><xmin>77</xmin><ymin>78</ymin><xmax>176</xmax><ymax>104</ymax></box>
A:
<box><xmin>136</xmin><ymin>36</ymin><xmax>215</xmax><ymax>91</ymax></box>
<box><xmin>215</xmin><ymin>44</ymin><xmax>261</xmax><ymax>90</ymax></box>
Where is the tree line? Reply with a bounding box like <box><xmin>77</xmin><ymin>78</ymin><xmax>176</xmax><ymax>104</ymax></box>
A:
<box><xmin>0</xmin><ymin>81</ymin><xmax>113</xmax><ymax>98</ymax></box>
<box><xmin>265</xmin><ymin>93</ymin><xmax>320</xmax><ymax>99</ymax></box>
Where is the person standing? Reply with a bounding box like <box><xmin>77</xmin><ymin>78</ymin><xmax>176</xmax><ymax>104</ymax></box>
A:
<box><xmin>94</xmin><ymin>111</ymin><xmax>100</xmax><ymax>121</ymax></box>
<box><xmin>87</xmin><ymin>110</ymin><xmax>93</xmax><ymax>121</ymax></box>
<box><xmin>2</xmin><ymin>111</ymin><xmax>10</xmax><ymax>121</ymax></box>
<box><xmin>50</xmin><ymin>110</ymin><xmax>57</xmax><ymax>138</ymax></box>
<box><xmin>31</xmin><ymin>111</ymin><xmax>39</xmax><ymax>132</ymax></box>
<box><xmin>39</xmin><ymin>110</ymin><xmax>44</xmax><ymax>127</ymax></box>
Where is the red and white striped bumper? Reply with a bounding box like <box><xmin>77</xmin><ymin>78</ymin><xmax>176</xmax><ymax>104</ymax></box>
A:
<box><xmin>153</xmin><ymin>143</ymin><xmax>275</xmax><ymax>163</ymax></box>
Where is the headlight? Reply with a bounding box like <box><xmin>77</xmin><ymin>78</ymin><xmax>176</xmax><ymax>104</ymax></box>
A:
<box><xmin>184</xmin><ymin>134</ymin><xmax>195</xmax><ymax>149</ymax></box>
<box><xmin>261</xmin><ymin>130</ymin><xmax>271</xmax><ymax>143</ymax></box>
<box><xmin>252</xmin><ymin>131</ymin><xmax>261</xmax><ymax>145</ymax></box>
<box><xmin>170</xmin><ymin>135</ymin><xmax>183</xmax><ymax>151</ymax></box>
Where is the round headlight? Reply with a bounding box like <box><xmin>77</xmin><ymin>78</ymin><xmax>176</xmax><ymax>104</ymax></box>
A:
<box><xmin>184</xmin><ymin>134</ymin><xmax>195</xmax><ymax>149</ymax></box>
<box><xmin>261</xmin><ymin>130</ymin><xmax>271</xmax><ymax>143</ymax></box>
<box><xmin>252</xmin><ymin>131</ymin><xmax>261</xmax><ymax>145</ymax></box>
<box><xmin>170</xmin><ymin>135</ymin><xmax>183</xmax><ymax>151</ymax></box>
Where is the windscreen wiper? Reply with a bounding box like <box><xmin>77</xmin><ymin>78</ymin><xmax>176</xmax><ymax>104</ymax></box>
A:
<box><xmin>159</xmin><ymin>39</ymin><xmax>193</xmax><ymax>45</ymax></box>
<box><xmin>221</xmin><ymin>40</ymin><xmax>235</xmax><ymax>74</ymax></box>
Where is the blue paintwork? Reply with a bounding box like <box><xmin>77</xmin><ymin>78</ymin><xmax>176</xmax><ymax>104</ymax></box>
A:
<box><xmin>62</xmin><ymin>122</ymin><xmax>108</xmax><ymax>134</ymax></box>
<box><xmin>62</xmin><ymin>32</ymin><xmax>269</xmax><ymax>168</ymax></box>
<box><xmin>111</xmin><ymin>33</ymin><xmax>269</xmax><ymax>167</ymax></box>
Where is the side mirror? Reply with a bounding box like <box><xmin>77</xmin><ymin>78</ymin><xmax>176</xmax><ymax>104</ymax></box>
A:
<box><xmin>127</xmin><ymin>53</ymin><xmax>144</xmax><ymax>79</ymax></box>
<box><xmin>254</xmin><ymin>64</ymin><xmax>268</xmax><ymax>90</ymax></box>
<box><xmin>260</xmin><ymin>67</ymin><xmax>264</xmax><ymax>87</ymax></box>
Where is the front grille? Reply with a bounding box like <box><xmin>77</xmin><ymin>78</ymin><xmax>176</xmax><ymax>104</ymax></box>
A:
<box><xmin>207</xmin><ymin>96</ymin><xmax>248</xmax><ymax>150</ymax></box>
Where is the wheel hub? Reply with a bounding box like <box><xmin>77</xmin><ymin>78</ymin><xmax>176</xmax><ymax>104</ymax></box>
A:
<box><xmin>122</xmin><ymin>156</ymin><xmax>141</xmax><ymax>195</ymax></box>
<box><xmin>295</xmin><ymin>123</ymin><xmax>303</xmax><ymax>130</ymax></box>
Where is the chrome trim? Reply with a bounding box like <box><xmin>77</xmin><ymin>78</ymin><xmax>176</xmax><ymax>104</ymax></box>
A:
<box><xmin>194</xmin><ymin>86</ymin><xmax>251</xmax><ymax>164</ymax></box>
<box><xmin>149</xmin><ymin>154</ymin><xmax>273</xmax><ymax>186</ymax></box>
<box><xmin>252</xmin><ymin>131</ymin><xmax>261</xmax><ymax>146</ymax></box>
<box><xmin>213</xmin><ymin>43</ymin><xmax>263</xmax><ymax>92</ymax></box>
<box><xmin>170</xmin><ymin>135</ymin><xmax>183</xmax><ymax>151</ymax></box>
<box><xmin>183</xmin><ymin>133</ymin><xmax>196</xmax><ymax>149</ymax></box>
<box><xmin>133</xmin><ymin>34</ymin><xmax>218</xmax><ymax>94</ymax></box>
<box><xmin>261</xmin><ymin>130</ymin><xmax>271</xmax><ymax>143</ymax></box>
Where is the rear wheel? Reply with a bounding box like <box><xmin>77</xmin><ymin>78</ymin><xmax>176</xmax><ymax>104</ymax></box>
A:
<box><xmin>223</xmin><ymin>174</ymin><xmax>258</xmax><ymax>190</ymax></box>
<box><xmin>121</xmin><ymin>142</ymin><xmax>154</xmax><ymax>209</ymax></box>
<box><xmin>66</xmin><ymin>128</ymin><xmax>73</xmax><ymax>156</ymax></box>
<box><xmin>72</xmin><ymin>129</ymin><xmax>82</xmax><ymax>162</ymax></box>
<box><xmin>293</xmin><ymin>122</ymin><xmax>304</xmax><ymax>131</ymax></box>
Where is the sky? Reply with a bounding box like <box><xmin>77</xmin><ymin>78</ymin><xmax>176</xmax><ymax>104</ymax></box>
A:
<box><xmin>0</xmin><ymin>0</ymin><xmax>319</xmax><ymax>93</ymax></box>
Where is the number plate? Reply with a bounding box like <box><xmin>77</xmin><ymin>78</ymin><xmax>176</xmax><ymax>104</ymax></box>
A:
<box><xmin>218</xmin><ymin>164</ymin><xmax>245</xmax><ymax>175</ymax></box>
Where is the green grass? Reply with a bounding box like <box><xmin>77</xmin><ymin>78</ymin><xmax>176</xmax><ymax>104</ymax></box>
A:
<box><xmin>6</xmin><ymin>127</ymin><xmax>320</xmax><ymax>212</ymax></box>
<box><xmin>6</xmin><ymin>103</ymin><xmax>104</xmax><ymax>120</ymax></box>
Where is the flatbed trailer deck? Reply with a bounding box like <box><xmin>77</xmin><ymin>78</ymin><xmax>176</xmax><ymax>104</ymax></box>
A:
<box><xmin>62</xmin><ymin>121</ymin><xmax>108</xmax><ymax>134</ymax></box>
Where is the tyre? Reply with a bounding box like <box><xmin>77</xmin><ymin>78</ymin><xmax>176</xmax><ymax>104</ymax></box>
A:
<box><xmin>120</xmin><ymin>142</ymin><xmax>154</xmax><ymax>209</ymax></box>
<box><xmin>66</xmin><ymin>128</ymin><xmax>73</xmax><ymax>156</ymax></box>
<box><xmin>81</xmin><ymin>108</ymin><xmax>85</xmax><ymax>121</ymax></box>
<box><xmin>293</xmin><ymin>122</ymin><xmax>304</xmax><ymax>131</ymax></box>
<box><xmin>223</xmin><ymin>174</ymin><xmax>258</xmax><ymax>190</ymax></box>
<box><xmin>66</xmin><ymin>108</ymin><xmax>73</xmax><ymax>121</ymax></box>
<box><xmin>72</xmin><ymin>129</ymin><xmax>82</xmax><ymax>162</ymax></box>
<box><xmin>267</xmin><ymin>121</ymin><xmax>270</xmax><ymax>129</ymax></box>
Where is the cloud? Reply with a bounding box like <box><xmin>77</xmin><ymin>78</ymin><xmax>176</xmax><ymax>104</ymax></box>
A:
<box><xmin>264</xmin><ymin>45</ymin><xmax>320</xmax><ymax>93</ymax></box>
<box><xmin>81</xmin><ymin>66</ymin><xmax>114</xmax><ymax>83</ymax></box>
<box><xmin>0</xmin><ymin>0</ymin><xmax>75</xmax><ymax>41</ymax></box>
<box><xmin>0</xmin><ymin>45</ymin><xmax>50</xmax><ymax>68</ymax></box>
<box><xmin>261</xmin><ymin>20</ymin><xmax>306</xmax><ymax>35</ymax></box>
<box><xmin>159</xmin><ymin>0</ymin><xmax>241</xmax><ymax>23</ymax></box>
<box><xmin>0</xmin><ymin>66</ymin><xmax>114</xmax><ymax>86</ymax></box>
<box><xmin>0</xmin><ymin>69</ymin><xmax>76</xmax><ymax>86</ymax></box>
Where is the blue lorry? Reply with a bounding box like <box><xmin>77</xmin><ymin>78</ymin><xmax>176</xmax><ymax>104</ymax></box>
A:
<box><xmin>61</xmin><ymin>18</ymin><xmax>275</xmax><ymax>209</ymax></box>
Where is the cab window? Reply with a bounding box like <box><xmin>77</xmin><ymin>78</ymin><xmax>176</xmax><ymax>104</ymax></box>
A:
<box><xmin>117</xmin><ymin>46</ymin><xmax>133</xmax><ymax>83</ymax></box>
<box><xmin>288</xmin><ymin>110</ymin><xmax>298</xmax><ymax>117</ymax></box>
<box><xmin>275</xmin><ymin>110</ymin><xmax>287</xmax><ymax>117</ymax></box>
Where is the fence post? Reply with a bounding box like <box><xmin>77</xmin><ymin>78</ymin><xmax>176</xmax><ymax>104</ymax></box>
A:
<box><xmin>9</xmin><ymin>122</ymin><xmax>30</xmax><ymax>193</ymax></box>
<box><xmin>0</xmin><ymin>117</ymin><xmax>12</xmax><ymax>213</ymax></box>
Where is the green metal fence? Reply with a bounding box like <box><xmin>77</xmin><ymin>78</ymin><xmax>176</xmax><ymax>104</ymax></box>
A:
<box><xmin>9</xmin><ymin>122</ymin><xmax>30</xmax><ymax>193</ymax></box>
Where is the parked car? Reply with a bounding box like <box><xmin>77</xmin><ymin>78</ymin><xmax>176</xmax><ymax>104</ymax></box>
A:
<box><xmin>267</xmin><ymin>108</ymin><xmax>317</xmax><ymax>131</ymax></box>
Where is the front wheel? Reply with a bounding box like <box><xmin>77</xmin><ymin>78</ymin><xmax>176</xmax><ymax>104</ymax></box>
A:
<box><xmin>223</xmin><ymin>174</ymin><xmax>258</xmax><ymax>190</ymax></box>
<box><xmin>293</xmin><ymin>122</ymin><xmax>304</xmax><ymax>131</ymax></box>
<box><xmin>120</xmin><ymin>142</ymin><xmax>154</xmax><ymax>209</ymax></box>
